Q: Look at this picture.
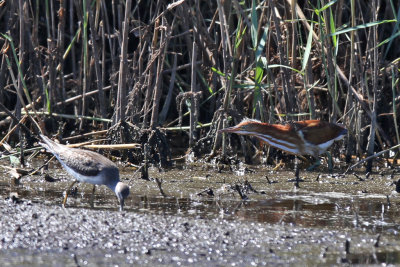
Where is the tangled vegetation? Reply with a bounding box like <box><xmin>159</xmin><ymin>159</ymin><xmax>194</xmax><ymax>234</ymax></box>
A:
<box><xmin>0</xmin><ymin>0</ymin><xmax>399</xmax><ymax>170</ymax></box>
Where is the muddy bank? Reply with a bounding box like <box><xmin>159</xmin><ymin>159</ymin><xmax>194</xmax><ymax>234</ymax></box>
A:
<box><xmin>1</xmin><ymin>163</ymin><xmax>400</xmax><ymax>265</ymax></box>
<box><xmin>1</xmin><ymin>197</ymin><xmax>399</xmax><ymax>266</ymax></box>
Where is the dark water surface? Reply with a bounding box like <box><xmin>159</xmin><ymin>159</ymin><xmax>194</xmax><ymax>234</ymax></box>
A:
<box><xmin>1</xmin><ymin>160</ymin><xmax>400</xmax><ymax>266</ymax></box>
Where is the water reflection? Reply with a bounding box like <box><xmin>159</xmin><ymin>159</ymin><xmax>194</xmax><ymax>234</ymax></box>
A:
<box><xmin>119</xmin><ymin>193</ymin><xmax>400</xmax><ymax>234</ymax></box>
<box><xmin>344</xmin><ymin>250</ymin><xmax>400</xmax><ymax>265</ymax></box>
<box><xmin>1</xmin><ymin>166</ymin><xmax>400</xmax><ymax>235</ymax></box>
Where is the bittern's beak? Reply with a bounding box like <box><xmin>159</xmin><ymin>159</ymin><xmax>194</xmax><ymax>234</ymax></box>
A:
<box><xmin>218</xmin><ymin>126</ymin><xmax>240</xmax><ymax>134</ymax></box>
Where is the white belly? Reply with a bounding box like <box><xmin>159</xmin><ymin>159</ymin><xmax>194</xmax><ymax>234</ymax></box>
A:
<box><xmin>62</xmin><ymin>164</ymin><xmax>105</xmax><ymax>185</ymax></box>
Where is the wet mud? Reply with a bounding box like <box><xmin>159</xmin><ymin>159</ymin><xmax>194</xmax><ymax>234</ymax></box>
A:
<box><xmin>1</xmin><ymin>160</ymin><xmax>400</xmax><ymax>266</ymax></box>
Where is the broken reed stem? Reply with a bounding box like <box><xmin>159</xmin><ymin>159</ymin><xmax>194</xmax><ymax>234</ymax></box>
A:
<box><xmin>142</xmin><ymin>14</ymin><xmax>160</xmax><ymax>128</ymax></box>
<box><xmin>80</xmin><ymin>144</ymin><xmax>141</xmax><ymax>150</ymax></box>
<box><xmin>221</xmin><ymin>118</ymin><xmax>227</xmax><ymax>159</ymax></box>
<box><xmin>0</xmin><ymin>115</ymin><xmax>29</xmax><ymax>147</ymax></box>
<box><xmin>115</xmin><ymin>0</ymin><xmax>131</xmax><ymax>124</ymax></box>
<box><xmin>189</xmin><ymin>42</ymin><xmax>198</xmax><ymax>147</ymax></box>
<box><xmin>158</xmin><ymin>53</ymin><xmax>177</xmax><ymax>124</ymax></box>
<box><xmin>160</xmin><ymin>122</ymin><xmax>212</xmax><ymax>131</ymax></box>
<box><xmin>391</xmin><ymin>66</ymin><xmax>400</xmax><ymax>147</ymax></box>
<box><xmin>80</xmin><ymin>0</ymin><xmax>89</xmax><ymax>130</ymax></box>
<box><xmin>61</xmin><ymin>130</ymin><xmax>108</xmax><ymax>142</ymax></box>
<box><xmin>44</xmin><ymin>138</ymin><xmax>141</xmax><ymax>150</ymax></box>
<box><xmin>16</xmin><ymin>111</ymin><xmax>111</xmax><ymax>123</ymax></box>
<box><xmin>0</xmin><ymin>103</ymin><xmax>32</xmax><ymax>136</ymax></box>
<box><xmin>88</xmin><ymin>6</ymin><xmax>106</xmax><ymax>128</ymax></box>
<box><xmin>150</xmin><ymin>16</ymin><xmax>169</xmax><ymax>129</ymax></box>
<box><xmin>366</xmin><ymin>0</ymin><xmax>379</xmax><ymax>173</ymax></box>
<box><xmin>55</xmin><ymin>86</ymin><xmax>111</xmax><ymax>107</ymax></box>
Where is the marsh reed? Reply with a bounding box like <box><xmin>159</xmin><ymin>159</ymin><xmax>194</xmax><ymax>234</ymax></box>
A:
<box><xmin>0</xmin><ymin>0</ymin><xmax>399</xmax><ymax>168</ymax></box>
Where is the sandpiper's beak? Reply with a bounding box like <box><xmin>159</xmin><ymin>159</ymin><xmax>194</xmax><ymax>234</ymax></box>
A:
<box><xmin>115</xmin><ymin>182</ymin><xmax>130</xmax><ymax>212</ymax></box>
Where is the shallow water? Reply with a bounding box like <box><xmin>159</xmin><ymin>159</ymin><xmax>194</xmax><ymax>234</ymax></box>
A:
<box><xmin>1</xmin><ymin>160</ymin><xmax>400</xmax><ymax>265</ymax></box>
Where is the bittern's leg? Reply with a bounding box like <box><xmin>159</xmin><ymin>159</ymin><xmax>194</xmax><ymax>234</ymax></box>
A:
<box><xmin>287</xmin><ymin>156</ymin><xmax>304</xmax><ymax>186</ymax></box>
<box><xmin>295</xmin><ymin>156</ymin><xmax>300</xmax><ymax>188</ymax></box>
<box><xmin>306</xmin><ymin>158</ymin><xmax>321</xmax><ymax>171</ymax></box>
<box><xmin>90</xmin><ymin>184</ymin><xmax>96</xmax><ymax>208</ymax></box>
<box><xmin>63</xmin><ymin>180</ymin><xmax>77</xmax><ymax>208</ymax></box>
<box><xmin>326</xmin><ymin>151</ymin><xmax>333</xmax><ymax>172</ymax></box>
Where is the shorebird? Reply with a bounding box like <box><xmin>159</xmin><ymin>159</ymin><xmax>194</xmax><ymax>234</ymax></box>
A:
<box><xmin>39</xmin><ymin>134</ymin><xmax>129</xmax><ymax>211</ymax></box>
<box><xmin>220</xmin><ymin>119</ymin><xmax>347</xmax><ymax>183</ymax></box>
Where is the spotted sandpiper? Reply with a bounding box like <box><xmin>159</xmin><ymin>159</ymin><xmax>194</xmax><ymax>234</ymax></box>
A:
<box><xmin>39</xmin><ymin>134</ymin><xmax>129</xmax><ymax>211</ymax></box>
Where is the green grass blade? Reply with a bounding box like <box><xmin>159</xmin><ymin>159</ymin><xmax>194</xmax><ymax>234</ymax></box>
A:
<box><xmin>329</xmin><ymin>8</ymin><xmax>337</xmax><ymax>49</ymax></box>
<box><xmin>1</xmin><ymin>33</ymin><xmax>32</xmax><ymax>105</ymax></box>
<box><xmin>302</xmin><ymin>22</ymin><xmax>314</xmax><ymax>72</ymax></box>
<box><xmin>330</xmin><ymin>20</ymin><xmax>396</xmax><ymax>37</ymax></box>
<box><xmin>384</xmin><ymin>4</ymin><xmax>400</xmax><ymax>59</ymax></box>
<box><xmin>251</xmin><ymin>0</ymin><xmax>258</xmax><ymax>49</ymax></box>
<box><xmin>256</xmin><ymin>26</ymin><xmax>268</xmax><ymax>61</ymax></box>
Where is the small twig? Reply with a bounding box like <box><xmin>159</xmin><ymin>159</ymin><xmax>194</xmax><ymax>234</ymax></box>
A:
<box><xmin>0</xmin><ymin>104</ymin><xmax>32</xmax><ymax>142</ymax></box>
<box><xmin>265</xmin><ymin>175</ymin><xmax>277</xmax><ymax>184</ymax></box>
<box><xmin>354</xmin><ymin>173</ymin><xmax>365</xmax><ymax>182</ymax></box>
<box><xmin>244</xmin><ymin>180</ymin><xmax>258</xmax><ymax>193</ymax></box>
<box><xmin>81</xmin><ymin>143</ymin><xmax>141</xmax><ymax>150</ymax></box>
<box><xmin>344</xmin><ymin>143</ymin><xmax>400</xmax><ymax>174</ymax></box>
<box><xmin>233</xmin><ymin>184</ymin><xmax>248</xmax><ymax>200</ymax></box>
<box><xmin>54</xmin><ymin>87</ymin><xmax>111</xmax><ymax>107</ymax></box>
<box><xmin>196</xmin><ymin>188</ymin><xmax>214</xmax><ymax>197</ymax></box>
<box><xmin>61</xmin><ymin>130</ymin><xmax>108</xmax><ymax>142</ymax></box>
<box><xmin>28</xmin><ymin>155</ymin><xmax>56</xmax><ymax>176</ymax></box>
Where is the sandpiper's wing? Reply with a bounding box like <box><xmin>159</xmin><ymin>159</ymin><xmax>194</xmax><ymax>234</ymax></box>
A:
<box><xmin>39</xmin><ymin>135</ymin><xmax>117</xmax><ymax>177</ymax></box>
<box><xmin>58</xmin><ymin>148</ymin><xmax>116</xmax><ymax>176</ymax></box>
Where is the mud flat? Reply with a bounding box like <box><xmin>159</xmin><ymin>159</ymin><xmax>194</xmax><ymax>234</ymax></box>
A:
<box><xmin>0</xmin><ymin>197</ymin><xmax>399</xmax><ymax>266</ymax></box>
<box><xmin>1</xmin><ymin>164</ymin><xmax>400</xmax><ymax>265</ymax></box>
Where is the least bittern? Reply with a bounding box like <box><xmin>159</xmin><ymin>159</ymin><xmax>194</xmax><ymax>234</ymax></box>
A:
<box><xmin>219</xmin><ymin>119</ymin><xmax>347</xmax><ymax>184</ymax></box>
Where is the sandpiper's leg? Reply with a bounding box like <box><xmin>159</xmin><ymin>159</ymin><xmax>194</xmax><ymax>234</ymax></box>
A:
<box><xmin>272</xmin><ymin>159</ymin><xmax>284</xmax><ymax>171</ymax></box>
<box><xmin>306</xmin><ymin>158</ymin><xmax>321</xmax><ymax>171</ymax></box>
<box><xmin>90</xmin><ymin>185</ymin><xmax>96</xmax><ymax>208</ymax></box>
<box><xmin>63</xmin><ymin>180</ymin><xmax>77</xmax><ymax>208</ymax></box>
